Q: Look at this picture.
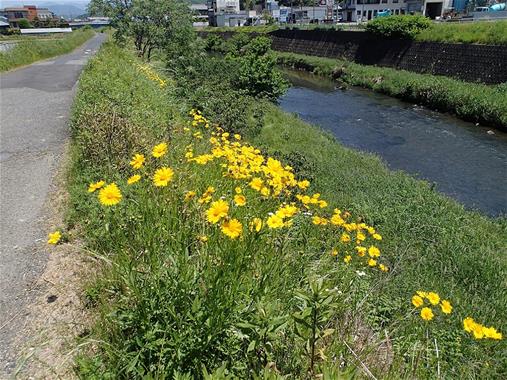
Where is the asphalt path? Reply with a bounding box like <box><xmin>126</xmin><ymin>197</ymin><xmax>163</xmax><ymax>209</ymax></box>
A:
<box><xmin>0</xmin><ymin>33</ymin><xmax>106</xmax><ymax>376</ymax></box>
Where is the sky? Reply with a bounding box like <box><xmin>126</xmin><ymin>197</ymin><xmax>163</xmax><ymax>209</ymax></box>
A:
<box><xmin>0</xmin><ymin>0</ymin><xmax>89</xmax><ymax>7</ymax></box>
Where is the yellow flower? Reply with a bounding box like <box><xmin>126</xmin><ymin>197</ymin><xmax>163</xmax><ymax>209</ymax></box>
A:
<box><xmin>198</xmin><ymin>186</ymin><xmax>215</xmax><ymax>204</ymax></box>
<box><xmin>184</xmin><ymin>191</ymin><xmax>196</xmax><ymax>202</ymax></box>
<box><xmin>235</xmin><ymin>187</ymin><xmax>242</xmax><ymax>194</ymax></box>
<box><xmin>98</xmin><ymin>183</ymin><xmax>122</xmax><ymax>206</ymax></box>
<box><xmin>412</xmin><ymin>295</ymin><xmax>424</xmax><ymax>308</ymax></box>
<box><xmin>427</xmin><ymin>292</ymin><xmax>440</xmax><ymax>305</ymax></box>
<box><xmin>130</xmin><ymin>154</ymin><xmax>145</xmax><ymax>169</ymax></box>
<box><xmin>368</xmin><ymin>258</ymin><xmax>377</xmax><ymax>267</ymax></box>
<box><xmin>267</xmin><ymin>214</ymin><xmax>284</xmax><ymax>229</ymax></box>
<box><xmin>221</xmin><ymin>218</ymin><xmax>242</xmax><ymax>239</ymax></box>
<box><xmin>47</xmin><ymin>231</ymin><xmax>61</xmax><ymax>245</ymax></box>
<box><xmin>297</xmin><ymin>180</ymin><xmax>310</xmax><ymax>190</ymax></box>
<box><xmin>340</xmin><ymin>233</ymin><xmax>351</xmax><ymax>243</ymax></box>
<box><xmin>234</xmin><ymin>134</ymin><xmax>241</xmax><ymax>140</ymax></box>
<box><xmin>312</xmin><ymin>216</ymin><xmax>328</xmax><ymax>226</ymax></box>
<box><xmin>379</xmin><ymin>264</ymin><xmax>389</xmax><ymax>272</ymax></box>
<box><xmin>463</xmin><ymin>317</ymin><xmax>475</xmax><ymax>332</ymax></box>
<box><xmin>249</xmin><ymin>217</ymin><xmax>263</xmax><ymax>232</ymax></box>
<box><xmin>127</xmin><ymin>174</ymin><xmax>141</xmax><ymax>185</ymax></box>
<box><xmin>368</xmin><ymin>246</ymin><xmax>380</xmax><ymax>258</ymax></box>
<box><xmin>198</xmin><ymin>235</ymin><xmax>208</xmax><ymax>243</ymax></box>
<box><xmin>373</xmin><ymin>233</ymin><xmax>382</xmax><ymax>241</ymax></box>
<box><xmin>276</xmin><ymin>204</ymin><xmax>298</xmax><ymax>218</ymax></box>
<box><xmin>472</xmin><ymin>324</ymin><xmax>484</xmax><ymax>339</ymax></box>
<box><xmin>483</xmin><ymin>327</ymin><xmax>502</xmax><ymax>340</ymax></box>
<box><xmin>152</xmin><ymin>142</ymin><xmax>168</xmax><ymax>158</ymax></box>
<box><xmin>416</xmin><ymin>291</ymin><xmax>427</xmax><ymax>298</ymax></box>
<box><xmin>234</xmin><ymin>194</ymin><xmax>246</xmax><ymax>206</ymax></box>
<box><xmin>331</xmin><ymin>249</ymin><xmax>338</xmax><ymax>256</ymax></box>
<box><xmin>344</xmin><ymin>255</ymin><xmax>352</xmax><ymax>264</ymax></box>
<box><xmin>440</xmin><ymin>300</ymin><xmax>452</xmax><ymax>314</ymax></box>
<box><xmin>318</xmin><ymin>200</ymin><xmax>328</xmax><ymax>208</ymax></box>
<box><xmin>153</xmin><ymin>167</ymin><xmax>174</xmax><ymax>187</ymax></box>
<box><xmin>260</xmin><ymin>187</ymin><xmax>271</xmax><ymax>197</ymax></box>
<box><xmin>250</xmin><ymin>177</ymin><xmax>263</xmax><ymax>191</ymax></box>
<box><xmin>206</xmin><ymin>200</ymin><xmax>229</xmax><ymax>224</ymax></box>
<box><xmin>355</xmin><ymin>246</ymin><xmax>367</xmax><ymax>256</ymax></box>
<box><xmin>420</xmin><ymin>307</ymin><xmax>434</xmax><ymax>321</ymax></box>
<box><xmin>88</xmin><ymin>180</ymin><xmax>105</xmax><ymax>193</ymax></box>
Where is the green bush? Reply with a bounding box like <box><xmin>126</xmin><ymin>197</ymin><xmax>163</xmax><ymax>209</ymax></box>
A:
<box><xmin>366</xmin><ymin>15</ymin><xmax>431</xmax><ymax>39</ymax></box>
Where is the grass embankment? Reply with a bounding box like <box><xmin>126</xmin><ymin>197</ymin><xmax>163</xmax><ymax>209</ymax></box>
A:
<box><xmin>202</xmin><ymin>20</ymin><xmax>507</xmax><ymax>45</ymax></box>
<box><xmin>416</xmin><ymin>20</ymin><xmax>507</xmax><ymax>45</ymax></box>
<box><xmin>0</xmin><ymin>28</ymin><xmax>95</xmax><ymax>72</ymax></box>
<box><xmin>66</xmin><ymin>41</ymin><xmax>506</xmax><ymax>378</ymax></box>
<box><xmin>276</xmin><ymin>52</ymin><xmax>507</xmax><ymax>129</ymax></box>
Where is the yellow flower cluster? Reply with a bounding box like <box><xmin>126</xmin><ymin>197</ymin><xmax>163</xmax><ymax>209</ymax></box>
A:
<box><xmin>136</xmin><ymin>63</ymin><xmax>167</xmax><ymax>88</ymax></box>
<box><xmin>411</xmin><ymin>291</ymin><xmax>452</xmax><ymax>321</ymax></box>
<box><xmin>183</xmin><ymin>111</ymin><xmax>390</xmax><ymax>272</ymax></box>
<box><xmin>47</xmin><ymin>230</ymin><xmax>61</xmax><ymax>245</ymax></box>
<box><xmin>463</xmin><ymin>317</ymin><xmax>502</xmax><ymax>340</ymax></box>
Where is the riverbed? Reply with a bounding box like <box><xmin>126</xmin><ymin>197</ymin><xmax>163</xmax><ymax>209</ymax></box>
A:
<box><xmin>279</xmin><ymin>69</ymin><xmax>507</xmax><ymax>217</ymax></box>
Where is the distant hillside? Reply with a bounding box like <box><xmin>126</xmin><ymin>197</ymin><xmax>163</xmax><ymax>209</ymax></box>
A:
<box><xmin>42</xmin><ymin>3</ymin><xmax>86</xmax><ymax>19</ymax></box>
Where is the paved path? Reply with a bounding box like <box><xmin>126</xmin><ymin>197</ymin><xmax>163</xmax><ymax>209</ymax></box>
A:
<box><xmin>0</xmin><ymin>33</ymin><xmax>106</xmax><ymax>376</ymax></box>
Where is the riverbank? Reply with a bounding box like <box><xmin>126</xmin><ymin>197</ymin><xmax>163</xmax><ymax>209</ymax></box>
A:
<box><xmin>0</xmin><ymin>28</ymin><xmax>95</xmax><ymax>72</ymax></box>
<box><xmin>276</xmin><ymin>52</ymin><xmax>507</xmax><ymax>130</ymax></box>
<box><xmin>63</xmin><ymin>41</ymin><xmax>506</xmax><ymax>378</ymax></box>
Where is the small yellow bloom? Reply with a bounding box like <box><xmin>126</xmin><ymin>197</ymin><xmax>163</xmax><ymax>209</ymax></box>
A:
<box><xmin>47</xmin><ymin>231</ymin><xmax>61</xmax><ymax>245</ymax></box>
<box><xmin>152</xmin><ymin>142</ymin><xmax>168</xmax><ymax>158</ymax></box>
<box><xmin>483</xmin><ymin>327</ymin><xmax>502</xmax><ymax>340</ymax></box>
<box><xmin>297</xmin><ymin>180</ymin><xmax>310</xmax><ymax>190</ymax></box>
<box><xmin>368</xmin><ymin>258</ymin><xmax>377</xmax><ymax>267</ymax></box>
<box><xmin>373</xmin><ymin>233</ymin><xmax>382</xmax><ymax>241</ymax></box>
<box><xmin>249</xmin><ymin>217</ymin><xmax>263</xmax><ymax>232</ymax></box>
<box><xmin>127</xmin><ymin>174</ymin><xmax>141</xmax><ymax>185</ymax></box>
<box><xmin>88</xmin><ymin>180</ymin><xmax>105</xmax><ymax>193</ymax></box>
<box><xmin>427</xmin><ymin>292</ymin><xmax>440</xmax><ymax>306</ymax></box>
<box><xmin>440</xmin><ymin>300</ymin><xmax>452</xmax><ymax>314</ymax></box>
<box><xmin>234</xmin><ymin>134</ymin><xmax>241</xmax><ymax>140</ymax></box>
<box><xmin>355</xmin><ymin>246</ymin><xmax>366</xmax><ymax>256</ymax></box>
<box><xmin>340</xmin><ymin>233</ymin><xmax>351</xmax><ymax>243</ymax></box>
<box><xmin>463</xmin><ymin>317</ymin><xmax>475</xmax><ymax>333</ymax></box>
<box><xmin>379</xmin><ymin>264</ymin><xmax>389</xmax><ymax>272</ymax></box>
<box><xmin>221</xmin><ymin>218</ymin><xmax>242</xmax><ymax>239</ymax></box>
<box><xmin>234</xmin><ymin>194</ymin><xmax>246</xmax><ymax>206</ymax></box>
<box><xmin>420</xmin><ymin>307</ymin><xmax>434</xmax><ymax>321</ymax></box>
<box><xmin>472</xmin><ymin>324</ymin><xmax>484</xmax><ymax>339</ymax></box>
<box><xmin>98</xmin><ymin>183</ymin><xmax>122</xmax><ymax>206</ymax></box>
<box><xmin>344</xmin><ymin>255</ymin><xmax>352</xmax><ymax>264</ymax></box>
<box><xmin>260</xmin><ymin>187</ymin><xmax>271</xmax><ymax>197</ymax></box>
<box><xmin>331</xmin><ymin>249</ymin><xmax>338</xmax><ymax>257</ymax></box>
<box><xmin>412</xmin><ymin>295</ymin><xmax>424</xmax><ymax>308</ymax></box>
<box><xmin>267</xmin><ymin>214</ymin><xmax>284</xmax><ymax>229</ymax></box>
<box><xmin>198</xmin><ymin>235</ymin><xmax>208</xmax><ymax>243</ymax></box>
<box><xmin>235</xmin><ymin>187</ymin><xmax>242</xmax><ymax>194</ymax></box>
<box><xmin>130</xmin><ymin>154</ymin><xmax>145</xmax><ymax>169</ymax></box>
<box><xmin>250</xmin><ymin>177</ymin><xmax>263</xmax><ymax>192</ymax></box>
<box><xmin>153</xmin><ymin>167</ymin><xmax>174</xmax><ymax>187</ymax></box>
<box><xmin>184</xmin><ymin>191</ymin><xmax>196</xmax><ymax>202</ymax></box>
<box><xmin>368</xmin><ymin>246</ymin><xmax>380</xmax><ymax>258</ymax></box>
<box><xmin>206</xmin><ymin>200</ymin><xmax>229</xmax><ymax>224</ymax></box>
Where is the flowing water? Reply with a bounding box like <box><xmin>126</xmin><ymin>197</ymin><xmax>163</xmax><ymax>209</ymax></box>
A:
<box><xmin>279</xmin><ymin>69</ymin><xmax>507</xmax><ymax>217</ymax></box>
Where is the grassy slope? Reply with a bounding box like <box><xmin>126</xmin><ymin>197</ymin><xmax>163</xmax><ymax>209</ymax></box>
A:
<box><xmin>0</xmin><ymin>28</ymin><xmax>95</xmax><ymax>72</ymax></box>
<box><xmin>275</xmin><ymin>52</ymin><xmax>507</xmax><ymax>129</ymax></box>
<box><xmin>69</xmin><ymin>42</ymin><xmax>507</xmax><ymax>378</ymax></box>
<box><xmin>203</xmin><ymin>20</ymin><xmax>507</xmax><ymax>45</ymax></box>
<box><xmin>416</xmin><ymin>20</ymin><xmax>507</xmax><ymax>45</ymax></box>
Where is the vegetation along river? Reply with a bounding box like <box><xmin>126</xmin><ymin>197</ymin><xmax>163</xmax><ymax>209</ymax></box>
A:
<box><xmin>280</xmin><ymin>69</ymin><xmax>507</xmax><ymax>217</ymax></box>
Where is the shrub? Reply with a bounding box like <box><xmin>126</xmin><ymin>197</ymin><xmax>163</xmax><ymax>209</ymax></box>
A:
<box><xmin>366</xmin><ymin>15</ymin><xmax>431</xmax><ymax>39</ymax></box>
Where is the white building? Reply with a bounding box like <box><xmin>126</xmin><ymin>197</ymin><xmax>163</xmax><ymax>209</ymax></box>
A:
<box><xmin>36</xmin><ymin>8</ymin><xmax>54</xmax><ymax>20</ymax></box>
<box><xmin>342</xmin><ymin>0</ymin><xmax>408</xmax><ymax>22</ymax></box>
<box><xmin>422</xmin><ymin>0</ymin><xmax>453</xmax><ymax>19</ymax></box>
<box><xmin>209</xmin><ymin>0</ymin><xmax>240</xmax><ymax>14</ymax></box>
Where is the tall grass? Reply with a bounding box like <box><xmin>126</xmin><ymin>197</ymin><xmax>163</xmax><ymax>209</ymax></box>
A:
<box><xmin>66</xmin><ymin>41</ymin><xmax>506</xmax><ymax>379</ymax></box>
<box><xmin>0</xmin><ymin>28</ymin><xmax>95</xmax><ymax>72</ymax></box>
<box><xmin>276</xmin><ymin>52</ymin><xmax>507</xmax><ymax>129</ymax></box>
<box><xmin>416</xmin><ymin>20</ymin><xmax>507</xmax><ymax>45</ymax></box>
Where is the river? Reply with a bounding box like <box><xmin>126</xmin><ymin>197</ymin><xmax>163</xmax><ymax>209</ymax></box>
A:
<box><xmin>279</xmin><ymin>69</ymin><xmax>507</xmax><ymax>217</ymax></box>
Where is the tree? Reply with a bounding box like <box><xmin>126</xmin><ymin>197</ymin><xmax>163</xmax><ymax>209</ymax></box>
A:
<box><xmin>17</xmin><ymin>18</ymin><xmax>33</xmax><ymax>28</ymax></box>
<box><xmin>88</xmin><ymin>0</ymin><xmax>193</xmax><ymax>60</ymax></box>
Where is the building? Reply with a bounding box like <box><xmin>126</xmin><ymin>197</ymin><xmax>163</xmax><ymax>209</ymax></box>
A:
<box><xmin>191</xmin><ymin>3</ymin><xmax>209</xmax><ymax>26</ymax></box>
<box><xmin>207</xmin><ymin>0</ymin><xmax>250</xmax><ymax>26</ymax></box>
<box><xmin>341</xmin><ymin>0</ymin><xmax>408</xmax><ymax>22</ymax></box>
<box><xmin>36</xmin><ymin>8</ymin><xmax>55</xmax><ymax>20</ymax></box>
<box><xmin>422</xmin><ymin>0</ymin><xmax>453</xmax><ymax>18</ymax></box>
